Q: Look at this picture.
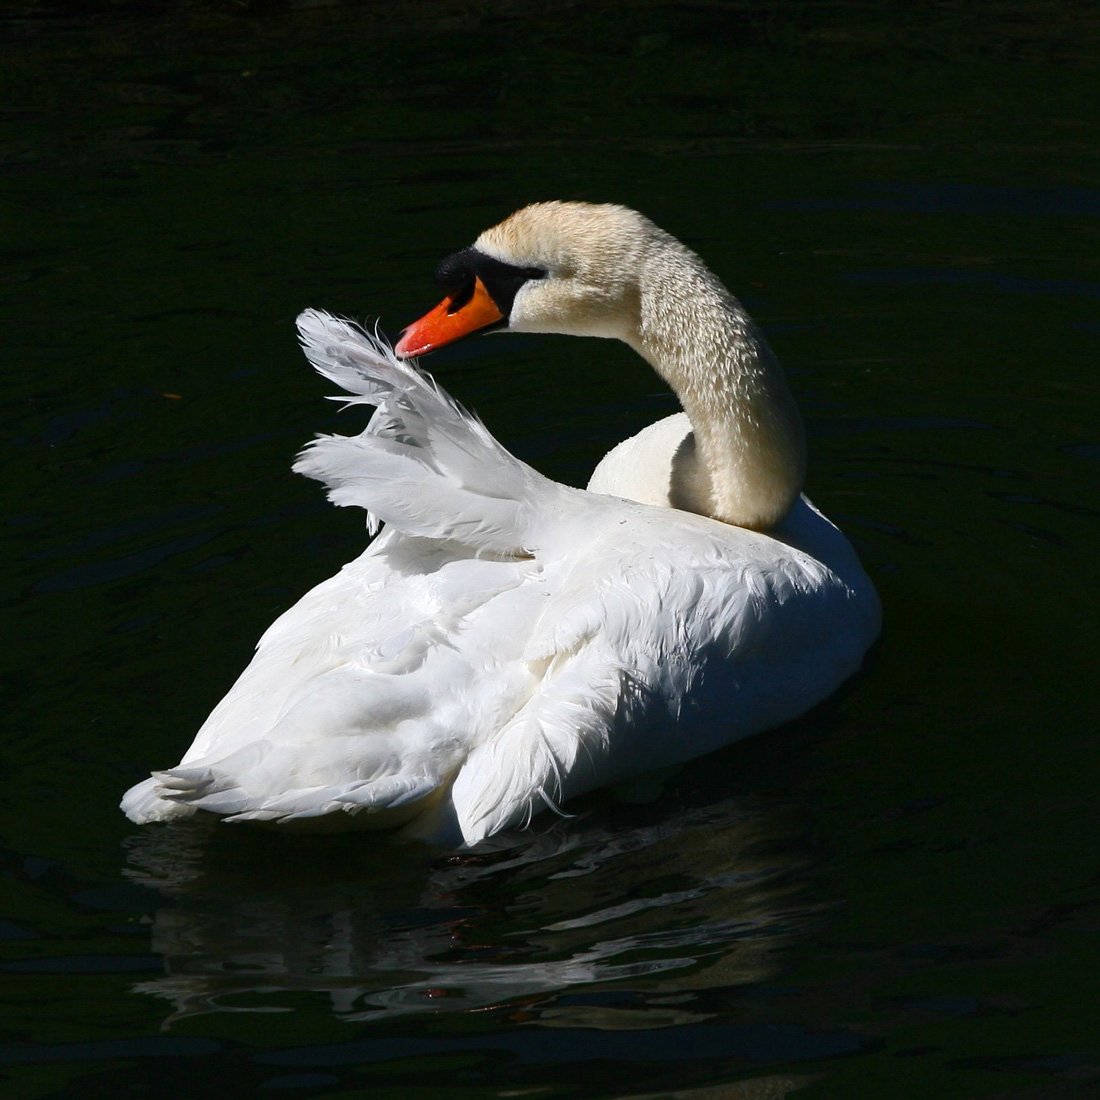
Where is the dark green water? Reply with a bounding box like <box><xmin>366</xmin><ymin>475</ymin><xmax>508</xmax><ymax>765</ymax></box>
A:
<box><xmin>3</xmin><ymin>3</ymin><xmax>1098</xmax><ymax>1096</ymax></box>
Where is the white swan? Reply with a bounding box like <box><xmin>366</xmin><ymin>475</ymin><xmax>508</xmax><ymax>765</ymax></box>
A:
<box><xmin>121</xmin><ymin>202</ymin><xmax>880</xmax><ymax>846</ymax></box>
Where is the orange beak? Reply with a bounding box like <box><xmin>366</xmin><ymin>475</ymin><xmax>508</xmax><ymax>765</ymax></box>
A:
<box><xmin>394</xmin><ymin>276</ymin><xmax>504</xmax><ymax>358</ymax></box>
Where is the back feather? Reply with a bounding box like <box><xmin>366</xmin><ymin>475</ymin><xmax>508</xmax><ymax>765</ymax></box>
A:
<box><xmin>293</xmin><ymin>310</ymin><xmax>553</xmax><ymax>554</ymax></box>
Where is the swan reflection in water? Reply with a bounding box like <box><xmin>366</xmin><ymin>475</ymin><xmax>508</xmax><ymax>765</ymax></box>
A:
<box><xmin>124</xmin><ymin>779</ymin><xmax>826</xmax><ymax>1029</ymax></box>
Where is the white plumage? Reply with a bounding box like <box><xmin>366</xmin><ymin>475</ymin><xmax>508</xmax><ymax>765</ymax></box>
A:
<box><xmin>122</xmin><ymin>203</ymin><xmax>880</xmax><ymax>846</ymax></box>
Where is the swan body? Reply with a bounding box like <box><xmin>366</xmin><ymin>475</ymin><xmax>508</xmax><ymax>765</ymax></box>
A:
<box><xmin>122</xmin><ymin>203</ymin><xmax>880</xmax><ymax>846</ymax></box>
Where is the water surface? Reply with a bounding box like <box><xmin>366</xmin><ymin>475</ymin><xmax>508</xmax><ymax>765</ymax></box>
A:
<box><xmin>3</xmin><ymin>3</ymin><xmax>1098</xmax><ymax>1096</ymax></box>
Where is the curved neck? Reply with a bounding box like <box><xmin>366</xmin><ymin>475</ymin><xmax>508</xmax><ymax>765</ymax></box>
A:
<box><xmin>626</xmin><ymin>237</ymin><xmax>806</xmax><ymax>531</ymax></box>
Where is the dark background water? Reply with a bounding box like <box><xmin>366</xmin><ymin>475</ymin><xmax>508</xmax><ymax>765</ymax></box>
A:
<box><xmin>3</xmin><ymin>2</ymin><xmax>1098</xmax><ymax>1096</ymax></box>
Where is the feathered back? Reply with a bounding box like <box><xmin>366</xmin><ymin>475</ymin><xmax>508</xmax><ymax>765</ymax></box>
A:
<box><xmin>293</xmin><ymin>310</ymin><xmax>555</xmax><ymax>555</ymax></box>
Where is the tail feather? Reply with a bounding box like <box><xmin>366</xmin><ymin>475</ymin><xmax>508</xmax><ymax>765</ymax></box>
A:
<box><xmin>132</xmin><ymin>747</ymin><xmax>447</xmax><ymax>828</ymax></box>
<box><xmin>293</xmin><ymin>310</ymin><xmax>555</xmax><ymax>554</ymax></box>
<box><xmin>120</xmin><ymin>776</ymin><xmax>197</xmax><ymax>823</ymax></box>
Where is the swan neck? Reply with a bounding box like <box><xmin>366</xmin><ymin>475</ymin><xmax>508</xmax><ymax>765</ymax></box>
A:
<box><xmin>630</xmin><ymin>240</ymin><xmax>806</xmax><ymax>530</ymax></box>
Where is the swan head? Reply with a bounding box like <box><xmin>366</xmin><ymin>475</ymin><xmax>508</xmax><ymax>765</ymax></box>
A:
<box><xmin>394</xmin><ymin>202</ymin><xmax>654</xmax><ymax>357</ymax></box>
<box><xmin>394</xmin><ymin>201</ymin><xmax>806</xmax><ymax>531</ymax></box>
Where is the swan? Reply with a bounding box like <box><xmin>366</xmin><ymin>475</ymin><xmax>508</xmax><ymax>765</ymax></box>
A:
<box><xmin>121</xmin><ymin>201</ymin><xmax>880</xmax><ymax>846</ymax></box>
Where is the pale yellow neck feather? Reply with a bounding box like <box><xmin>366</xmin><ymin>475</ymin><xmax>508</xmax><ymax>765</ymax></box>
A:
<box><xmin>627</xmin><ymin>232</ymin><xmax>806</xmax><ymax>530</ymax></box>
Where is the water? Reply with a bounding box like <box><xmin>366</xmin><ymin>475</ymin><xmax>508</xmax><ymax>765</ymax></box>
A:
<box><xmin>3</xmin><ymin>3</ymin><xmax>1098</xmax><ymax>1096</ymax></box>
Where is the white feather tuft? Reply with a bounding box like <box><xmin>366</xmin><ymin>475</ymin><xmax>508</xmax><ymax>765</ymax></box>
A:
<box><xmin>293</xmin><ymin>310</ymin><xmax>559</xmax><ymax>554</ymax></box>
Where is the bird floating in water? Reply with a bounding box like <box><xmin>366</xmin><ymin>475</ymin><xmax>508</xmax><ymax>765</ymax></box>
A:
<box><xmin>122</xmin><ymin>201</ymin><xmax>880</xmax><ymax>845</ymax></box>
